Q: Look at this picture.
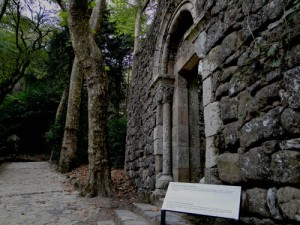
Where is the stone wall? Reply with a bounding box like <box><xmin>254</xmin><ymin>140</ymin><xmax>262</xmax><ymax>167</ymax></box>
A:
<box><xmin>126</xmin><ymin>0</ymin><xmax>300</xmax><ymax>224</ymax></box>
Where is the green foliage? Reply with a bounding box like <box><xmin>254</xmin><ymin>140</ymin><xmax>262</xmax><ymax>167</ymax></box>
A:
<box><xmin>108</xmin><ymin>0</ymin><xmax>137</xmax><ymax>37</ymax></box>
<box><xmin>0</xmin><ymin>82</ymin><xmax>61</xmax><ymax>156</ymax></box>
<box><xmin>47</xmin><ymin>28</ymin><xmax>74</xmax><ymax>89</ymax></box>
<box><xmin>0</xmin><ymin>0</ymin><xmax>57</xmax><ymax>103</ymax></box>
<box><xmin>0</xmin><ymin>28</ymin><xmax>16</xmax><ymax>82</ymax></box>
<box><xmin>58</xmin><ymin>10</ymin><xmax>68</xmax><ymax>27</ymax></box>
<box><xmin>108</xmin><ymin>0</ymin><xmax>151</xmax><ymax>37</ymax></box>
<box><xmin>108</xmin><ymin>116</ymin><xmax>127</xmax><ymax>168</ymax></box>
<box><xmin>97</xmin><ymin>10</ymin><xmax>133</xmax><ymax>115</ymax></box>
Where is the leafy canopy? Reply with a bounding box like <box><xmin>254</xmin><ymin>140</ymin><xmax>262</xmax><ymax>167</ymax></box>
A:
<box><xmin>108</xmin><ymin>0</ymin><xmax>155</xmax><ymax>37</ymax></box>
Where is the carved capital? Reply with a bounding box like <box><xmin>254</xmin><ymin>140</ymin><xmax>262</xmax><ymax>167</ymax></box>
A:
<box><xmin>155</xmin><ymin>77</ymin><xmax>174</xmax><ymax>105</ymax></box>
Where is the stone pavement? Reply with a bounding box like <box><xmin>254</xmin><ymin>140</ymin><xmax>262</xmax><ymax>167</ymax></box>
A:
<box><xmin>0</xmin><ymin>162</ymin><xmax>118</xmax><ymax>225</ymax></box>
<box><xmin>0</xmin><ymin>162</ymin><xmax>193</xmax><ymax>225</ymax></box>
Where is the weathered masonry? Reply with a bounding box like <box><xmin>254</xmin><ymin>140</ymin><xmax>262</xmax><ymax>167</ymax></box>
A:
<box><xmin>126</xmin><ymin>0</ymin><xmax>300</xmax><ymax>224</ymax></box>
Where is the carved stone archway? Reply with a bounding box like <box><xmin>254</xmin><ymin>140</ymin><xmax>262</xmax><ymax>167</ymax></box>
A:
<box><xmin>152</xmin><ymin>1</ymin><xmax>206</xmax><ymax>197</ymax></box>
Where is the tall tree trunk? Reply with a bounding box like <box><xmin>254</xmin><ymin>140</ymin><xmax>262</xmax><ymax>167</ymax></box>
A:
<box><xmin>68</xmin><ymin>0</ymin><xmax>112</xmax><ymax>196</ymax></box>
<box><xmin>58</xmin><ymin>57</ymin><xmax>83</xmax><ymax>172</ymax></box>
<box><xmin>0</xmin><ymin>0</ymin><xmax>8</xmax><ymax>21</ymax></box>
<box><xmin>49</xmin><ymin>85</ymin><xmax>69</xmax><ymax>163</ymax></box>
<box><xmin>55</xmin><ymin>85</ymin><xmax>69</xmax><ymax>124</ymax></box>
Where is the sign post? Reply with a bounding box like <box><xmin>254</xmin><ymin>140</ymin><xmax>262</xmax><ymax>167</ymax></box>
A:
<box><xmin>160</xmin><ymin>182</ymin><xmax>242</xmax><ymax>225</ymax></box>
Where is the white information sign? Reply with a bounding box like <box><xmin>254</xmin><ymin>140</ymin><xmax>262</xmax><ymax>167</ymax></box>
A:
<box><xmin>161</xmin><ymin>182</ymin><xmax>241</xmax><ymax>220</ymax></box>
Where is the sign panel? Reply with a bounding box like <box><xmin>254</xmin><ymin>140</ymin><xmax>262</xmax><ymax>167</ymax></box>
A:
<box><xmin>161</xmin><ymin>182</ymin><xmax>241</xmax><ymax>220</ymax></box>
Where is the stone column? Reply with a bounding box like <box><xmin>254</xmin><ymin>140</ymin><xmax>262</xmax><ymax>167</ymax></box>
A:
<box><xmin>152</xmin><ymin>80</ymin><xmax>174</xmax><ymax>200</ymax></box>
<box><xmin>162</xmin><ymin>90</ymin><xmax>172</xmax><ymax>176</ymax></box>
<box><xmin>172</xmin><ymin>75</ymin><xmax>190</xmax><ymax>182</ymax></box>
<box><xmin>154</xmin><ymin>102</ymin><xmax>163</xmax><ymax>175</ymax></box>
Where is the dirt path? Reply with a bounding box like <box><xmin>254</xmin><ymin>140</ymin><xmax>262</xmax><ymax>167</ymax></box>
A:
<box><xmin>0</xmin><ymin>162</ymin><xmax>123</xmax><ymax>225</ymax></box>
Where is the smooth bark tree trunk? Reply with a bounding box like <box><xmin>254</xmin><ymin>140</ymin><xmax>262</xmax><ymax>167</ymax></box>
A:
<box><xmin>0</xmin><ymin>0</ymin><xmax>8</xmax><ymax>21</ymax></box>
<box><xmin>68</xmin><ymin>0</ymin><xmax>112</xmax><ymax>197</ymax></box>
<box><xmin>58</xmin><ymin>57</ymin><xmax>83</xmax><ymax>172</ymax></box>
<box><xmin>49</xmin><ymin>85</ymin><xmax>69</xmax><ymax>163</ymax></box>
<box><xmin>55</xmin><ymin>85</ymin><xmax>69</xmax><ymax>125</ymax></box>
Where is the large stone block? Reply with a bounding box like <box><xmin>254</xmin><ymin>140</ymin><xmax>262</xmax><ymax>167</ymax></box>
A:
<box><xmin>217</xmin><ymin>153</ymin><xmax>242</xmax><ymax>184</ymax></box>
<box><xmin>262</xmin><ymin>140</ymin><xmax>280</xmax><ymax>155</ymax></box>
<box><xmin>281</xmin><ymin>108</ymin><xmax>300</xmax><ymax>134</ymax></box>
<box><xmin>242</xmin><ymin>14</ymin><xmax>264</xmax><ymax>40</ymax></box>
<box><xmin>205</xmin><ymin>20</ymin><xmax>227</xmax><ymax>51</ymax></box>
<box><xmin>206</xmin><ymin>45</ymin><xmax>225</xmax><ymax>69</ymax></box>
<box><xmin>280</xmin><ymin>138</ymin><xmax>300</xmax><ymax>150</ymax></box>
<box><xmin>241</xmin><ymin>0</ymin><xmax>264</xmax><ymax>14</ymax></box>
<box><xmin>239</xmin><ymin>217</ymin><xmax>278</xmax><ymax>225</ymax></box>
<box><xmin>195</xmin><ymin>31</ymin><xmax>207</xmax><ymax>56</ymax></box>
<box><xmin>240</xmin><ymin>147</ymin><xmax>270</xmax><ymax>181</ymax></box>
<box><xmin>203</xmin><ymin>76</ymin><xmax>213</xmax><ymax>106</ymax></box>
<box><xmin>267</xmin><ymin>187</ymin><xmax>283</xmax><ymax>220</ymax></box>
<box><xmin>221</xmin><ymin>32</ymin><xmax>242</xmax><ymax>59</ymax></box>
<box><xmin>220</xmin><ymin>96</ymin><xmax>238</xmax><ymax>123</ymax></box>
<box><xmin>270</xmin><ymin>150</ymin><xmax>300</xmax><ymax>183</ymax></box>
<box><xmin>255</xmin><ymin>83</ymin><xmax>281</xmax><ymax>110</ymax></box>
<box><xmin>277</xmin><ymin>187</ymin><xmax>300</xmax><ymax>221</ymax></box>
<box><xmin>222</xmin><ymin>121</ymin><xmax>239</xmax><ymax>149</ymax></box>
<box><xmin>240</xmin><ymin>107</ymin><xmax>284</xmax><ymax>148</ymax></box>
<box><xmin>224</xmin><ymin>4</ymin><xmax>239</xmax><ymax>27</ymax></box>
<box><xmin>282</xmin><ymin>66</ymin><xmax>300</xmax><ymax>109</ymax></box>
<box><xmin>204</xmin><ymin>102</ymin><xmax>223</xmax><ymax>137</ymax></box>
<box><xmin>204</xmin><ymin>168</ymin><xmax>222</xmax><ymax>184</ymax></box>
<box><xmin>198</xmin><ymin>58</ymin><xmax>217</xmax><ymax>79</ymax></box>
<box><xmin>205</xmin><ymin>136</ymin><xmax>219</xmax><ymax>168</ymax></box>
<box><xmin>262</xmin><ymin>0</ymin><xmax>285</xmax><ymax>21</ymax></box>
<box><xmin>228</xmin><ymin>72</ymin><xmax>248</xmax><ymax>97</ymax></box>
<box><xmin>245</xmin><ymin>188</ymin><xmax>271</xmax><ymax>218</ymax></box>
<box><xmin>215</xmin><ymin>82</ymin><xmax>229</xmax><ymax>100</ymax></box>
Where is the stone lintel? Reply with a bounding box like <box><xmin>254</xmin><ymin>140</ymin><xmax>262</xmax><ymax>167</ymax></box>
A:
<box><xmin>176</xmin><ymin>53</ymin><xmax>200</xmax><ymax>75</ymax></box>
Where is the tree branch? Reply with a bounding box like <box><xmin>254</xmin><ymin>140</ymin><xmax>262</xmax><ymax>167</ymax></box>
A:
<box><xmin>89</xmin><ymin>0</ymin><xmax>106</xmax><ymax>38</ymax></box>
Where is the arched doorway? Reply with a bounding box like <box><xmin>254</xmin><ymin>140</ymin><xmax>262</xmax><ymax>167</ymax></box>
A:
<box><xmin>154</xmin><ymin>7</ymin><xmax>205</xmax><ymax>195</ymax></box>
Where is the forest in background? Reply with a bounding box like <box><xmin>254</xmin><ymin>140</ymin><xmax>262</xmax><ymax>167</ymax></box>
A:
<box><xmin>0</xmin><ymin>0</ymin><xmax>155</xmax><ymax>196</ymax></box>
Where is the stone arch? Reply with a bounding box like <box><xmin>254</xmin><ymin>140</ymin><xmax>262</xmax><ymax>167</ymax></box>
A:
<box><xmin>153</xmin><ymin>0</ymin><xmax>206</xmax><ymax>197</ymax></box>
<box><xmin>152</xmin><ymin>0</ymin><xmax>200</xmax><ymax>82</ymax></box>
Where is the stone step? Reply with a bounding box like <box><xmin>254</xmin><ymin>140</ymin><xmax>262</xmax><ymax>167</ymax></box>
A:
<box><xmin>132</xmin><ymin>203</ymin><xmax>193</xmax><ymax>225</ymax></box>
<box><xmin>114</xmin><ymin>209</ymin><xmax>150</xmax><ymax>225</ymax></box>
